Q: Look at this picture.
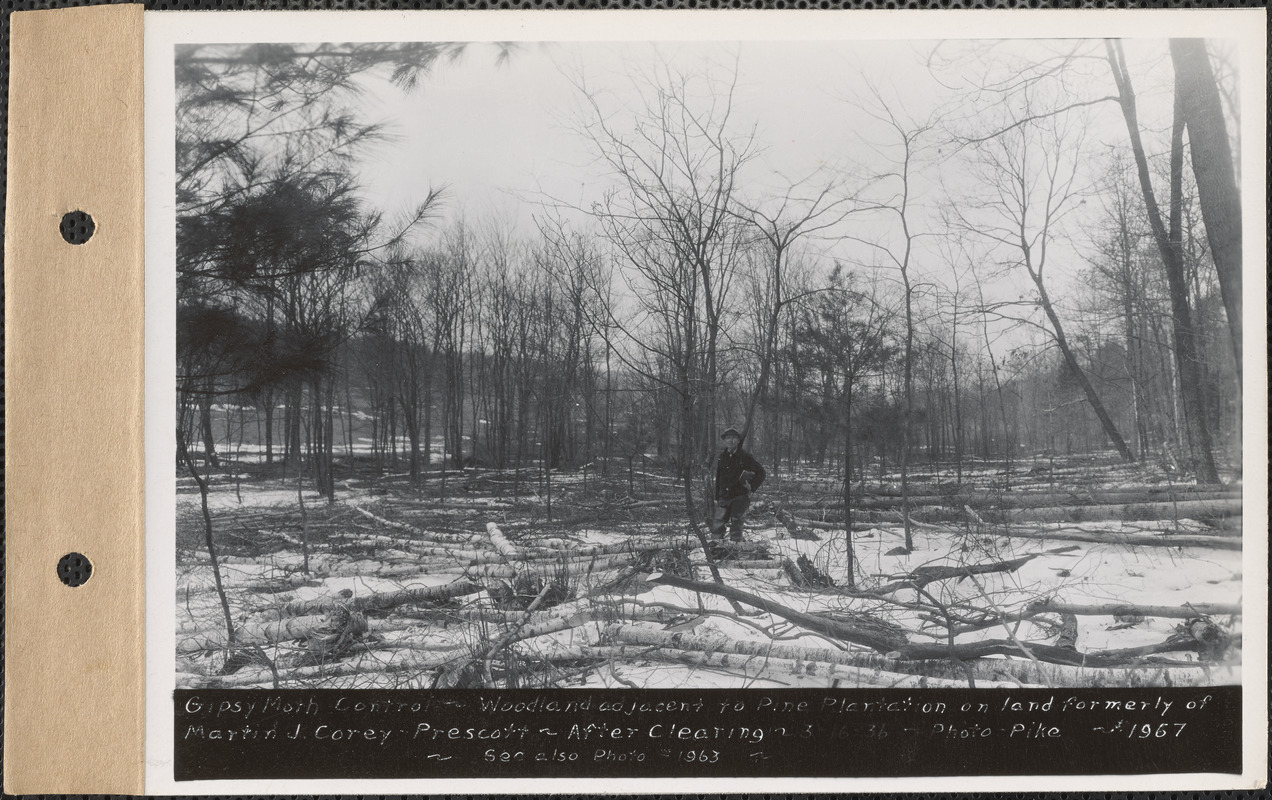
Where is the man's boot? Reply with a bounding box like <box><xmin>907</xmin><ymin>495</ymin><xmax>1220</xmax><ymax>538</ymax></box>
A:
<box><xmin>708</xmin><ymin>502</ymin><xmax>728</xmax><ymax>540</ymax></box>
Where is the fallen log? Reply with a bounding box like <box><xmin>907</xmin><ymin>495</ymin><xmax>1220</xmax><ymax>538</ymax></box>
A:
<box><xmin>520</xmin><ymin>541</ymin><xmax>670</xmax><ymax>559</ymax></box>
<box><xmin>178</xmin><ymin>611</ymin><xmax>376</xmax><ymax>654</ymax></box>
<box><xmin>486</xmin><ymin>522</ymin><xmax>523</xmax><ymax>561</ymax></box>
<box><xmin>783</xmin><ymin>487</ymin><xmax>1239</xmax><ymax>512</ymax></box>
<box><xmin>937</xmin><ymin>597</ymin><xmax>1241</xmax><ymax>636</ymax></box>
<box><xmin>700</xmin><ymin>558</ymin><xmax>784</xmax><ymax>571</ymax></box>
<box><xmin>278</xmin><ymin>579</ymin><xmax>483</xmax><ymax>616</ymax></box>
<box><xmin>783</xmin><ymin>513</ymin><xmax>885</xmax><ymax>532</ymax></box>
<box><xmin>323</xmin><ymin>560</ymin><xmax>429</xmax><ymax>579</ymax></box>
<box><xmin>176</xmin><ymin>614</ymin><xmax>324</xmax><ymax>646</ymax></box>
<box><xmin>468</xmin><ymin>593</ymin><xmax>654</xmax><ymax>623</ymax></box>
<box><xmin>622</xmin><ymin>499</ymin><xmax>676</xmax><ymax>510</ymax></box>
<box><xmin>337</xmin><ymin>537</ymin><xmax>505</xmax><ymax>564</ymax></box>
<box><xmin>610</xmin><ymin>626</ymin><xmax>1233</xmax><ymax>687</ymax></box>
<box><xmin>351</xmin><ymin>506</ymin><xmax>484</xmax><ymax>546</ymax></box>
<box><xmin>892</xmin><ymin>635</ymin><xmax>1217</xmax><ymax>667</ymax></box>
<box><xmin>200</xmin><ymin>650</ymin><xmax>455</xmax><ymax>688</ymax></box>
<box><xmin>990</xmin><ymin>525</ymin><xmax>1241</xmax><ymax>551</ymax></box>
<box><xmin>453</xmin><ymin>554</ymin><xmax>637</xmax><ymax>581</ymax></box>
<box><xmin>420</xmin><ymin>499</ymin><xmax>515</xmax><ymax>510</ymax></box>
<box><xmin>1027</xmin><ymin>599</ymin><xmax>1242</xmax><ymax>619</ymax></box>
<box><xmin>498</xmin><ymin>611</ymin><xmax>609</xmax><ymax>643</ymax></box>
<box><xmin>775</xmin><ymin>509</ymin><xmax>821</xmax><ymax>541</ymax></box>
<box><xmin>985</xmin><ymin>498</ymin><xmax>1241</xmax><ymax>526</ymax></box>
<box><xmin>568</xmin><ymin>644</ymin><xmax>981</xmax><ymax>688</ymax></box>
<box><xmin>778</xmin><ymin>556</ymin><xmax>835</xmax><ymax>589</ymax></box>
<box><xmin>234</xmin><ymin>573</ymin><xmax>322</xmax><ymax>593</ymax></box>
<box><xmin>602</xmin><ymin>626</ymin><xmax>1006</xmax><ymax>688</ymax></box>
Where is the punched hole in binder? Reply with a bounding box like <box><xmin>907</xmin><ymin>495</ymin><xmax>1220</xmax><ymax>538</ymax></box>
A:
<box><xmin>56</xmin><ymin>552</ymin><xmax>92</xmax><ymax>587</ymax></box>
<box><xmin>59</xmin><ymin>210</ymin><xmax>95</xmax><ymax>244</ymax></box>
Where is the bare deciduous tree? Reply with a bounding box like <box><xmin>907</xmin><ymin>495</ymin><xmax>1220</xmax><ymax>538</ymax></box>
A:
<box><xmin>957</xmin><ymin>102</ymin><xmax>1137</xmax><ymax>464</ymax></box>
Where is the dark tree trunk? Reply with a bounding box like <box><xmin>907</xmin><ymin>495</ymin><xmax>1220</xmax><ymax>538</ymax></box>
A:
<box><xmin>263</xmin><ymin>389</ymin><xmax>274</xmax><ymax>465</ymax></box>
<box><xmin>842</xmin><ymin>377</ymin><xmax>856</xmax><ymax>588</ymax></box>
<box><xmin>1170</xmin><ymin>39</ymin><xmax>1242</xmax><ymax>383</ymax></box>
<box><xmin>324</xmin><ymin>378</ymin><xmax>336</xmax><ymax>499</ymax></box>
<box><xmin>1105</xmin><ymin>39</ymin><xmax>1219</xmax><ymax>481</ymax></box>
<box><xmin>199</xmin><ymin>380</ymin><xmax>220</xmax><ymax>468</ymax></box>
<box><xmin>311</xmin><ymin>376</ymin><xmax>327</xmax><ymax>496</ymax></box>
<box><xmin>1165</xmin><ymin>84</ymin><xmax>1221</xmax><ymax>483</ymax></box>
<box><xmin>178</xmin><ymin>429</ymin><xmax>234</xmax><ymax>645</ymax></box>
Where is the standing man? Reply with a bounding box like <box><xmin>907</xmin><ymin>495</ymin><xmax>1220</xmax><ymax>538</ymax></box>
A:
<box><xmin>710</xmin><ymin>426</ymin><xmax>766</xmax><ymax>543</ymax></box>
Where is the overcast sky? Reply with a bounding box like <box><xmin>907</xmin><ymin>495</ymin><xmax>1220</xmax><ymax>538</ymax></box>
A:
<box><xmin>353</xmin><ymin>41</ymin><xmax>948</xmax><ymax>220</ymax></box>
<box><xmin>357</xmin><ymin>39</ymin><xmax>1184</xmax><ymax>248</ymax></box>
<box><xmin>335</xmin><ymin>37</ymin><xmax>1205</xmax><ymax>350</ymax></box>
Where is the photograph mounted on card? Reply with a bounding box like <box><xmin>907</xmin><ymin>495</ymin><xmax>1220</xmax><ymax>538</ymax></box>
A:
<box><xmin>136</xmin><ymin>7</ymin><xmax>1266</xmax><ymax>794</ymax></box>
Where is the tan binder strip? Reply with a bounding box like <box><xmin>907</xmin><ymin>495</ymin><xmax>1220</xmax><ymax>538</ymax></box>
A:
<box><xmin>4</xmin><ymin>4</ymin><xmax>145</xmax><ymax>794</ymax></box>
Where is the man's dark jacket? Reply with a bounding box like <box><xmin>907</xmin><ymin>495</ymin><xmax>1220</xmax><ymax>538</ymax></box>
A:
<box><xmin>714</xmin><ymin>447</ymin><xmax>766</xmax><ymax>501</ymax></box>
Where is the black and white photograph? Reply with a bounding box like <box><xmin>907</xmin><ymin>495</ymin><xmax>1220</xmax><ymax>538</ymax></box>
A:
<box><xmin>149</xmin><ymin>9</ymin><xmax>1265</xmax><ymax>788</ymax></box>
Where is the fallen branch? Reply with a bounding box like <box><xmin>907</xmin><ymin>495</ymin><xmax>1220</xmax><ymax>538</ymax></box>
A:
<box><xmin>483</xmin><ymin>582</ymin><xmax>554</xmax><ymax>685</ymax></box>
<box><xmin>643</xmin><ymin>573</ymin><xmax>1226</xmax><ymax>668</ymax></box>
<box><xmin>642</xmin><ymin>572</ymin><xmax>909</xmax><ymax>651</ymax></box>
<box><xmin>896</xmin><ymin>553</ymin><xmax>1037</xmax><ymax>589</ymax></box>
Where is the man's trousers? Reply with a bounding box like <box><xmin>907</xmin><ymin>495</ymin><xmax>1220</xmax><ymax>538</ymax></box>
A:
<box><xmin>709</xmin><ymin>494</ymin><xmax>751</xmax><ymax>542</ymax></box>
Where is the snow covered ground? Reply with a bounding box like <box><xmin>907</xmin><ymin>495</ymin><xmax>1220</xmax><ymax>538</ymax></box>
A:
<box><xmin>174</xmin><ymin>459</ymin><xmax>1244</xmax><ymax>690</ymax></box>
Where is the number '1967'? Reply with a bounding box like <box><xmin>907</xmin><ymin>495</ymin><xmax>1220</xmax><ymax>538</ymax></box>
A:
<box><xmin>1130</xmin><ymin>723</ymin><xmax>1187</xmax><ymax>738</ymax></box>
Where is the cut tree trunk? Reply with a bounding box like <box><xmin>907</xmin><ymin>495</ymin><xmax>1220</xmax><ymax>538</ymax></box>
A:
<box><xmin>601</xmin><ymin>624</ymin><xmax>1228</xmax><ymax>687</ymax></box>
<box><xmin>984</xmin><ymin>498</ymin><xmax>1240</xmax><ymax>525</ymax></box>
<box><xmin>486</xmin><ymin>522</ymin><xmax>523</xmax><ymax>561</ymax></box>
<box><xmin>576</xmin><ymin>644</ymin><xmax>980</xmax><ymax>688</ymax></box>
<box><xmin>785</xmin><ymin>487</ymin><xmax>1239</xmax><ymax>511</ymax></box>
<box><xmin>178</xmin><ymin>614</ymin><xmax>355</xmax><ymax>653</ymax></box>
<box><xmin>1028</xmin><ymin>599</ymin><xmax>1240</xmax><ymax>619</ymax></box>
<box><xmin>775</xmin><ymin>508</ymin><xmax>821</xmax><ymax>540</ymax></box>
<box><xmin>278</xmin><ymin>580</ymin><xmax>482</xmax><ymax>616</ymax></box>
<box><xmin>988</xmin><ymin>524</ymin><xmax>1241</xmax><ymax>551</ymax></box>
<box><xmin>454</xmin><ymin>556</ymin><xmax>635</xmax><ymax>581</ymax></box>
<box><xmin>351</xmin><ymin>505</ymin><xmax>485</xmax><ymax>547</ymax></box>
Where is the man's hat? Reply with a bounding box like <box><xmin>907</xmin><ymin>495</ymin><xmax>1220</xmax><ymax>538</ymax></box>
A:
<box><xmin>720</xmin><ymin>426</ymin><xmax>743</xmax><ymax>440</ymax></box>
